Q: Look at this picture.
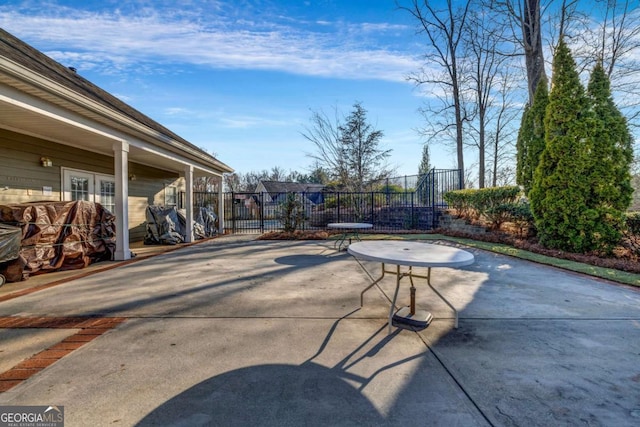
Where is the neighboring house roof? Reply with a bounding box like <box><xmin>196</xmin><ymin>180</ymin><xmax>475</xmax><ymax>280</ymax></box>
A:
<box><xmin>259</xmin><ymin>181</ymin><xmax>325</xmax><ymax>194</ymax></box>
<box><xmin>258</xmin><ymin>181</ymin><xmax>326</xmax><ymax>205</ymax></box>
<box><xmin>0</xmin><ymin>28</ymin><xmax>232</xmax><ymax>176</ymax></box>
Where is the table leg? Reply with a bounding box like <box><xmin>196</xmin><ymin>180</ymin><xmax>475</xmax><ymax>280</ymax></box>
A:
<box><xmin>360</xmin><ymin>263</ymin><xmax>385</xmax><ymax>306</ymax></box>
<box><xmin>388</xmin><ymin>265</ymin><xmax>402</xmax><ymax>334</ymax></box>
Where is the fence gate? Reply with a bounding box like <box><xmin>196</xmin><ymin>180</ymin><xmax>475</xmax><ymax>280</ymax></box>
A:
<box><xmin>225</xmin><ymin>192</ymin><xmax>277</xmax><ymax>233</ymax></box>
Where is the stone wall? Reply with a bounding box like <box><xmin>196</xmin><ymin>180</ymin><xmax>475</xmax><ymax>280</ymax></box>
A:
<box><xmin>437</xmin><ymin>213</ymin><xmax>488</xmax><ymax>234</ymax></box>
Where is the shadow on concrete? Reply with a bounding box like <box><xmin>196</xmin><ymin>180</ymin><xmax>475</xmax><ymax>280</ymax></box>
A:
<box><xmin>274</xmin><ymin>252</ymin><xmax>347</xmax><ymax>267</ymax></box>
<box><xmin>135</xmin><ymin>315</ymin><xmax>416</xmax><ymax>427</ymax></box>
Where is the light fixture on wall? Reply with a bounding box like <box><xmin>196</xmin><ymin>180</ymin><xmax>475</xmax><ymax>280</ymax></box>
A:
<box><xmin>129</xmin><ymin>174</ymin><xmax>137</xmax><ymax>181</ymax></box>
<box><xmin>40</xmin><ymin>157</ymin><xmax>53</xmax><ymax>167</ymax></box>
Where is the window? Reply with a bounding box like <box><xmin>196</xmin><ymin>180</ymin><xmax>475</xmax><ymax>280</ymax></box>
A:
<box><xmin>99</xmin><ymin>179</ymin><xmax>116</xmax><ymax>213</ymax></box>
<box><xmin>165</xmin><ymin>185</ymin><xmax>177</xmax><ymax>208</ymax></box>
<box><xmin>70</xmin><ymin>175</ymin><xmax>90</xmax><ymax>201</ymax></box>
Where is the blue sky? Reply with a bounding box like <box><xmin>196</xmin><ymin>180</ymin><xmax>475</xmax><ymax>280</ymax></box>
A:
<box><xmin>0</xmin><ymin>0</ymin><xmax>454</xmax><ymax>177</ymax></box>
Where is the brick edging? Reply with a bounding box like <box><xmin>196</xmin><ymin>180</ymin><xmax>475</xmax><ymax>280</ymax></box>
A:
<box><xmin>0</xmin><ymin>316</ymin><xmax>127</xmax><ymax>392</ymax></box>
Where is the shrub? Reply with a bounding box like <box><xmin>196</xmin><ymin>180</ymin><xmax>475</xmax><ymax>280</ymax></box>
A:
<box><xmin>623</xmin><ymin>212</ymin><xmax>640</xmax><ymax>255</ymax></box>
<box><xmin>444</xmin><ymin>186</ymin><xmax>521</xmax><ymax>222</ymax></box>
<box><xmin>278</xmin><ymin>193</ymin><xmax>306</xmax><ymax>233</ymax></box>
<box><xmin>485</xmin><ymin>204</ymin><xmax>515</xmax><ymax>230</ymax></box>
<box><xmin>376</xmin><ymin>184</ymin><xmax>404</xmax><ymax>193</ymax></box>
<box><xmin>626</xmin><ymin>212</ymin><xmax>640</xmax><ymax>235</ymax></box>
<box><xmin>504</xmin><ymin>201</ymin><xmax>535</xmax><ymax>236</ymax></box>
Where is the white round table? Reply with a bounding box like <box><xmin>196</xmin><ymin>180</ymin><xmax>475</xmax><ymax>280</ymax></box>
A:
<box><xmin>348</xmin><ymin>241</ymin><xmax>475</xmax><ymax>332</ymax></box>
<box><xmin>327</xmin><ymin>222</ymin><xmax>373</xmax><ymax>250</ymax></box>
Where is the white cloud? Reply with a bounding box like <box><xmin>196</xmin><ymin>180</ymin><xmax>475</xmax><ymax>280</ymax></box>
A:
<box><xmin>0</xmin><ymin>2</ymin><xmax>421</xmax><ymax>82</ymax></box>
<box><xmin>164</xmin><ymin>107</ymin><xmax>192</xmax><ymax>116</ymax></box>
<box><xmin>218</xmin><ymin>115</ymin><xmax>290</xmax><ymax>129</ymax></box>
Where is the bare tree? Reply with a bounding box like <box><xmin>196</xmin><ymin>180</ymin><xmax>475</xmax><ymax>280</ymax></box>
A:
<box><xmin>492</xmin><ymin>0</ymin><xmax>549</xmax><ymax>104</ymax></box>
<box><xmin>488</xmin><ymin>70</ymin><xmax>521</xmax><ymax>186</ymax></box>
<box><xmin>302</xmin><ymin>106</ymin><xmax>349</xmax><ymax>187</ymax></box>
<box><xmin>194</xmin><ymin>176</ymin><xmax>221</xmax><ymax>193</ymax></box>
<box><xmin>464</xmin><ymin>4</ymin><xmax>517</xmax><ymax>188</ymax></box>
<box><xmin>399</xmin><ymin>0</ymin><xmax>473</xmax><ymax>182</ymax></box>
<box><xmin>223</xmin><ymin>173</ymin><xmax>246</xmax><ymax>192</ymax></box>
<box><xmin>571</xmin><ymin>0</ymin><xmax>640</xmax><ymax>126</ymax></box>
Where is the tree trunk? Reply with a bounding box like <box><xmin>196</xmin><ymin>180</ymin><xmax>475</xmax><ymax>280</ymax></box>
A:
<box><xmin>523</xmin><ymin>0</ymin><xmax>546</xmax><ymax>104</ymax></box>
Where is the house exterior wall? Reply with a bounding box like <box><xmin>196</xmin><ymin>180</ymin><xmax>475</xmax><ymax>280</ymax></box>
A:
<box><xmin>0</xmin><ymin>128</ymin><xmax>181</xmax><ymax>242</ymax></box>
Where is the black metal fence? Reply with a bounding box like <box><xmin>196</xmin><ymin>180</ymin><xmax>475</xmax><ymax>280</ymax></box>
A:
<box><xmin>210</xmin><ymin>169</ymin><xmax>462</xmax><ymax>234</ymax></box>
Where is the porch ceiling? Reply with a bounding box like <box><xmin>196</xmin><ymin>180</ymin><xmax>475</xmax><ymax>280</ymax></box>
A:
<box><xmin>0</xmin><ymin>96</ymin><xmax>218</xmax><ymax>178</ymax></box>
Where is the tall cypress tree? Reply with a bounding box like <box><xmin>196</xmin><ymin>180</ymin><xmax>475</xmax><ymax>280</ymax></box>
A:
<box><xmin>418</xmin><ymin>144</ymin><xmax>432</xmax><ymax>176</ymax></box>
<box><xmin>525</xmin><ymin>77</ymin><xmax>548</xmax><ymax>195</ymax></box>
<box><xmin>516</xmin><ymin>77</ymin><xmax>549</xmax><ymax>195</ymax></box>
<box><xmin>584</xmin><ymin>62</ymin><xmax>634</xmax><ymax>251</ymax></box>
<box><xmin>515</xmin><ymin>105</ymin><xmax>531</xmax><ymax>189</ymax></box>
<box><xmin>530</xmin><ymin>38</ymin><xmax>596</xmax><ymax>253</ymax></box>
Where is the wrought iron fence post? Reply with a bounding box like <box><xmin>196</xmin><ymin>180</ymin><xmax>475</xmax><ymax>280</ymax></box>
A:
<box><xmin>231</xmin><ymin>191</ymin><xmax>236</xmax><ymax>233</ymax></box>
<box><xmin>301</xmin><ymin>192</ymin><xmax>305</xmax><ymax>231</ymax></box>
<box><xmin>260</xmin><ymin>192</ymin><xmax>264</xmax><ymax>233</ymax></box>
<box><xmin>411</xmin><ymin>192</ymin><xmax>415</xmax><ymax>229</ymax></box>
<box><xmin>431</xmin><ymin>170</ymin><xmax>436</xmax><ymax>229</ymax></box>
<box><xmin>370</xmin><ymin>192</ymin><xmax>374</xmax><ymax>228</ymax></box>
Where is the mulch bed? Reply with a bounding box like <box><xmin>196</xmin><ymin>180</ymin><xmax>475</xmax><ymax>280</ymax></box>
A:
<box><xmin>435</xmin><ymin>228</ymin><xmax>640</xmax><ymax>274</ymax></box>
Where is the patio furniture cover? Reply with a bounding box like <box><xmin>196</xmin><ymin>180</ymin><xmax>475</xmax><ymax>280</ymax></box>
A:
<box><xmin>0</xmin><ymin>223</ymin><xmax>20</xmax><ymax>263</ymax></box>
<box><xmin>144</xmin><ymin>205</ymin><xmax>217</xmax><ymax>245</ymax></box>
<box><xmin>0</xmin><ymin>200</ymin><xmax>116</xmax><ymax>279</ymax></box>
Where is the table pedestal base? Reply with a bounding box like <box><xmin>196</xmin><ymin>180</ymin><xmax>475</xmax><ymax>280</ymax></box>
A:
<box><xmin>392</xmin><ymin>307</ymin><xmax>433</xmax><ymax>330</ymax></box>
<box><xmin>357</xmin><ymin>263</ymin><xmax>460</xmax><ymax>333</ymax></box>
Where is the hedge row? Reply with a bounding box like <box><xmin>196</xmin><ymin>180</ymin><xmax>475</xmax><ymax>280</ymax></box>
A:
<box><xmin>444</xmin><ymin>186</ymin><xmax>520</xmax><ymax>219</ymax></box>
<box><xmin>443</xmin><ymin>187</ymin><xmax>640</xmax><ymax>250</ymax></box>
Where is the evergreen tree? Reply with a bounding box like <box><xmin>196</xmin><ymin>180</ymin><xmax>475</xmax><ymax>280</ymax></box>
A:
<box><xmin>338</xmin><ymin>103</ymin><xmax>391</xmax><ymax>191</ymax></box>
<box><xmin>584</xmin><ymin>61</ymin><xmax>634</xmax><ymax>250</ymax></box>
<box><xmin>516</xmin><ymin>77</ymin><xmax>549</xmax><ymax>195</ymax></box>
<box><xmin>525</xmin><ymin>77</ymin><xmax>548</xmax><ymax>195</ymax></box>
<box><xmin>515</xmin><ymin>105</ymin><xmax>531</xmax><ymax>189</ymax></box>
<box><xmin>418</xmin><ymin>144</ymin><xmax>432</xmax><ymax>176</ymax></box>
<box><xmin>529</xmin><ymin>38</ymin><xmax>596</xmax><ymax>253</ymax></box>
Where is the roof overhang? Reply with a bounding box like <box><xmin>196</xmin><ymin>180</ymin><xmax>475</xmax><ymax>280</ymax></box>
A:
<box><xmin>0</xmin><ymin>56</ymin><xmax>233</xmax><ymax>178</ymax></box>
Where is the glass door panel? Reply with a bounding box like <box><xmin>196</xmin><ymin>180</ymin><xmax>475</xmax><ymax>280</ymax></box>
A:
<box><xmin>96</xmin><ymin>174</ymin><xmax>116</xmax><ymax>213</ymax></box>
<box><xmin>63</xmin><ymin>169</ymin><xmax>95</xmax><ymax>203</ymax></box>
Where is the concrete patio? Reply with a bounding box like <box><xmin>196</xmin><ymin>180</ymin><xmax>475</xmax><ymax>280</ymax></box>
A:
<box><xmin>1</xmin><ymin>234</ymin><xmax>640</xmax><ymax>426</ymax></box>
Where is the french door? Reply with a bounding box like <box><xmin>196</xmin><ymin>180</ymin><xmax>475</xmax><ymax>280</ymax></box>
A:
<box><xmin>62</xmin><ymin>168</ymin><xmax>116</xmax><ymax>213</ymax></box>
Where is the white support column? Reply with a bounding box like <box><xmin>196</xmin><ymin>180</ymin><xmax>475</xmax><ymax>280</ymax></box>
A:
<box><xmin>184</xmin><ymin>165</ymin><xmax>194</xmax><ymax>243</ymax></box>
<box><xmin>113</xmin><ymin>141</ymin><xmax>131</xmax><ymax>260</ymax></box>
<box><xmin>218</xmin><ymin>178</ymin><xmax>225</xmax><ymax>234</ymax></box>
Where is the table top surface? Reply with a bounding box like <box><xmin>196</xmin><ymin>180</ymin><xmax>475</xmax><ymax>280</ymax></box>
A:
<box><xmin>327</xmin><ymin>222</ymin><xmax>373</xmax><ymax>229</ymax></box>
<box><xmin>347</xmin><ymin>240</ymin><xmax>475</xmax><ymax>268</ymax></box>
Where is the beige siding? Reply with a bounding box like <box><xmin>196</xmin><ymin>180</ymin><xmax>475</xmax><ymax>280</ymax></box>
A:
<box><xmin>0</xmin><ymin>128</ymin><xmax>180</xmax><ymax>242</ymax></box>
<box><xmin>127</xmin><ymin>162</ymin><xmax>182</xmax><ymax>241</ymax></box>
